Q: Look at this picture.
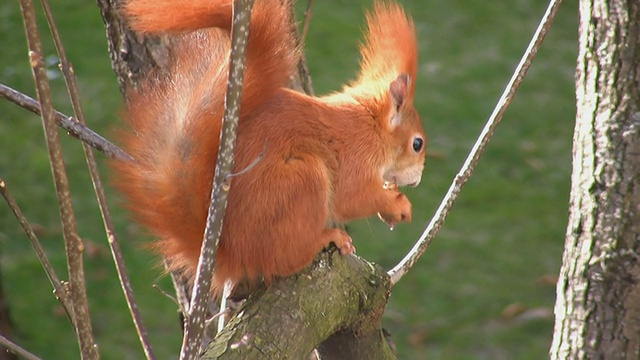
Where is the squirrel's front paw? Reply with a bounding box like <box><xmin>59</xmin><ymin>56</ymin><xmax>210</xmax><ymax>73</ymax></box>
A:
<box><xmin>322</xmin><ymin>228</ymin><xmax>355</xmax><ymax>255</ymax></box>
<box><xmin>378</xmin><ymin>192</ymin><xmax>412</xmax><ymax>229</ymax></box>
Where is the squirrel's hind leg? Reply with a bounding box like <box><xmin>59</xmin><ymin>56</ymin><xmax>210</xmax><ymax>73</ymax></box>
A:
<box><xmin>220</xmin><ymin>152</ymin><xmax>351</xmax><ymax>282</ymax></box>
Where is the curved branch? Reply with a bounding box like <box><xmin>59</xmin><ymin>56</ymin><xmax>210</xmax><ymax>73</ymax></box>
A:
<box><xmin>388</xmin><ymin>0</ymin><xmax>565</xmax><ymax>284</ymax></box>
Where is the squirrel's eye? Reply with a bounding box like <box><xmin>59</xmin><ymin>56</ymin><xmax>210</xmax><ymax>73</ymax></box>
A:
<box><xmin>412</xmin><ymin>137</ymin><xmax>424</xmax><ymax>153</ymax></box>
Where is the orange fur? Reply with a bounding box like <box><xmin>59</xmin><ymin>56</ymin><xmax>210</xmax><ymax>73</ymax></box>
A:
<box><xmin>112</xmin><ymin>0</ymin><xmax>426</xmax><ymax>294</ymax></box>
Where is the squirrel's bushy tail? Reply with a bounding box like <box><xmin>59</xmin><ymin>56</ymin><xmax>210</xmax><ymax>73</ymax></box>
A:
<box><xmin>112</xmin><ymin>0</ymin><xmax>299</xmax><ymax>276</ymax></box>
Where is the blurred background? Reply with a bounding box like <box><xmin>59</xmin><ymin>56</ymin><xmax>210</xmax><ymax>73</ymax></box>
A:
<box><xmin>0</xmin><ymin>0</ymin><xmax>577</xmax><ymax>358</ymax></box>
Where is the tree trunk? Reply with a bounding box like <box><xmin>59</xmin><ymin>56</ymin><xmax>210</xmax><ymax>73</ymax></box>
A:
<box><xmin>550</xmin><ymin>0</ymin><xmax>640</xmax><ymax>358</ymax></box>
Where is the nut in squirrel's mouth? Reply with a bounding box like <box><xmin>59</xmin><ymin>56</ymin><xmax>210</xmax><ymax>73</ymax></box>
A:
<box><xmin>383</xmin><ymin>180</ymin><xmax>398</xmax><ymax>190</ymax></box>
<box><xmin>383</xmin><ymin>178</ymin><xmax>419</xmax><ymax>190</ymax></box>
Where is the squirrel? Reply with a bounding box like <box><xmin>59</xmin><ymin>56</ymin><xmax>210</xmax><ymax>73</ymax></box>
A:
<box><xmin>112</xmin><ymin>0</ymin><xmax>426</xmax><ymax>294</ymax></box>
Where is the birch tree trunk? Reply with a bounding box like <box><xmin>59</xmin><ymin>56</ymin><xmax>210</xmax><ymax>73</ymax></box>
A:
<box><xmin>550</xmin><ymin>0</ymin><xmax>640</xmax><ymax>358</ymax></box>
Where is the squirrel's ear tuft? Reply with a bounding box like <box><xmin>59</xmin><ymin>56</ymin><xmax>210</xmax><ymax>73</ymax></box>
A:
<box><xmin>388</xmin><ymin>73</ymin><xmax>411</xmax><ymax>128</ymax></box>
<box><xmin>390</xmin><ymin>73</ymin><xmax>410</xmax><ymax>110</ymax></box>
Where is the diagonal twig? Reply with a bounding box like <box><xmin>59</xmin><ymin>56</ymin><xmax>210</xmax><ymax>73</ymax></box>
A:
<box><xmin>18</xmin><ymin>0</ymin><xmax>99</xmax><ymax>357</ymax></box>
<box><xmin>179</xmin><ymin>0</ymin><xmax>255</xmax><ymax>358</ymax></box>
<box><xmin>299</xmin><ymin>0</ymin><xmax>314</xmax><ymax>49</ymax></box>
<box><xmin>166</xmin><ymin>264</ymin><xmax>190</xmax><ymax>318</ymax></box>
<box><xmin>37</xmin><ymin>0</ymin><xmax>155</xmax><ymax>358</ymax></box>
<box><xmin>0</xmin><ymin>334</ymin><xmax>43</xmax><ymax>360</ymax></box>
<box><xmin>388</xmin><ymin>0</ymin><xmax>565</xmax><ymax>284</ymax></box>
<box><xmin>288</xmin><ymin>0</ymin><xmax>315</xmax><ymax>96</ymax></box>
<box><xmin>0</xmin><ymin>83</ymin><xmax>132</xmax><ymax>161</ymax></box>
<box><xmin>0</xmin><ymin>178</ymin><xmax>75</xmax><ymax>325</ymax></box>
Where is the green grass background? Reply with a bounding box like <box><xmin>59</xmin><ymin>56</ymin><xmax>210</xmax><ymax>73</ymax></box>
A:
<box><xmin>0</xmin><ymin>0</ymin><xmax>577</xmax><ymax>358</ymax></box>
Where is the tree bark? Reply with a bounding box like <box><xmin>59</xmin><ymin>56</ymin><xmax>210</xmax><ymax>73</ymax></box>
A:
<box><xmin>95</xmin><ymin>0</ymin><xmax>171</xmax><ymax>94</ymax></box>
<box><xmin>550</xmin><ymin>0</ymin><xmax>640</xmax><ymax>358</ymax></box>
<box><xmin>202</xmin><ymin>250</ymin><xmax>394</xmax><ymax>359</ymax></box>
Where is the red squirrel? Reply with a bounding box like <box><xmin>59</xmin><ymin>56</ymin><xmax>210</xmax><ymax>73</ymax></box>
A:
<box><xmin>112</xmin><ymin>0</ymin><xmax>426</xmax><ymax>293</ymax></box>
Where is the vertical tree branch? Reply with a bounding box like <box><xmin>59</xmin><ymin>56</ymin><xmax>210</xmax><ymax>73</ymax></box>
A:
<box><xmin>299</xmin><ymin>0</ymin><xmax>314</xmax><ymax>47</ymax></box>
<box><xmin>180</xmin><ymin>0</ymin><xmax>255</xmax><ymax>358</ymax></box>
<box><xmin>17</xmin><ymin>0</ymin><xmax>98</xmax><ymax>357</ymax></box>
<box><xmin>388</xmin><ymin>0</ymin><xmax>564</xmax><ymax>284</ymax></box>
<box><xmin>37</xmin><ymin>0</ymin><xmax>155</xmax><ymax>357</ymax></box>
<box><xmin>287</xmin><ymin>0</ymin><xmax>315</xmax><ymax>95</ymax></box>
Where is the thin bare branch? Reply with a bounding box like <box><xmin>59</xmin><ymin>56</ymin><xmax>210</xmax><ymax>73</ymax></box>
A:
<box><xmin>0</xmin><ymin>178</ymin><xmax>75</xmax><ymax>324</ymax></box>
<box><xmin>206</xmin><ymin>308</ymin><xmax>230</xmax><ymax>328</ymax></box>
<box><xmin>0</xmin><ymin>334</ymin><xmax>43</xmax><ymax>360</ymax></box>
<box><xmin>225</xmin><ymin>146</ymin><xmax>265</xmax><ymax>179</ymax></box>
<box><xmin>38</xmin><ymin>0</ymin><xmax>155</xmax><ymax>357</ymax></box>
<box><xmin>180</xmin><ymin>0</ymin><xmax>255</xmax><ymax>358</ymax></box>
<box><xmin>296</xmin><ymin>55</ymin><xmax>315</xmax><ymax>96</ymax></box>
<box><xmin>216</xmin><ymin>281</ymin><xmax>232</xmax><ymax>333</ymax></box>
<box><xmin>0</xmin><ymin>83</ymin><xmax>132</xmax><ymax>161</ymax></box>
<box><xmin>288</xmin><ymin>0</ymin><xmax>315</xmax><ymax>95</ymax></box>
<box><xmin>388</xmin><ymin>0</ymin><xmax>565</xmax><ymax>284</ymax></box>
<box><xmin>299</xmin><ymin>0</ymin><xmax>314</xmax><ymax>50</ymax></box>
<box><xmin>152</xmin><ymin>284</ymin><xmax>180</xmax><ymax>307</ymax></box>
<box><xmin>167</xmin><ymin>262</ymin><xmax>191</xmax><ymax>317</ymax></box>
<box><xmin>17</xmin><ymin>0</ymin><xmax>98</xmax><ymax>357</ymax></box>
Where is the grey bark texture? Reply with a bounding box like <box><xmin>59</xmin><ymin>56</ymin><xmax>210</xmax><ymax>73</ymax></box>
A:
<box><xmin>96</xmin><ymin>0</ymin><xmax>171</xmax><ymax>94</ymax></box>
<box><xmin>550</xmin><ymin>0</ymin><xmax>640</xmax><ymax>358</ymax></box>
